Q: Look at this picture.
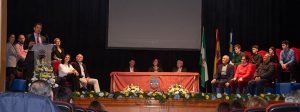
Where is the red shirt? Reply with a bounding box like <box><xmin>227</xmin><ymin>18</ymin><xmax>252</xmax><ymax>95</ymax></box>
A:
<box><xmin>234</xmin><ymin>63</ymin><xmax>253</xmax><ymax>79</ymax></box>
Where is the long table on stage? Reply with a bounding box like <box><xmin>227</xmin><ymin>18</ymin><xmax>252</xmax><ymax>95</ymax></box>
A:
<box><xmin>110</xmin><ymin>72</ymin><xmax>199</xmax><ymax>92</ymax></box>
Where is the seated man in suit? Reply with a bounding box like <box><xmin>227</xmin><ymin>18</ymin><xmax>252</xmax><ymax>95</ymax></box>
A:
<box><xmin>124</xmin><ymin>59</ymin><xmax>139</xmax><ymax>72</ymax></box>
<box><xmin>230</xmin><ymin>55</ymin><xmax>253</xmax><ymax>94</ymax></box>
<box><xmin>248</xmin><ymin>53</ymin><xmax>274</xmax><ymax>95</ymax></box>
<box><xmin>72</xmin><ymin>54</ymin><xmax>100</xmax><ymax>93</ymax></box>
<box><xmin>172</xmin><ymin>59</ymin><xmax>187</xmax><ymax>72</ymax></box>
<box><xmin>211</xmin><ymin>55</ymin><xmax>234</xmax><ymax>93</ymax></box>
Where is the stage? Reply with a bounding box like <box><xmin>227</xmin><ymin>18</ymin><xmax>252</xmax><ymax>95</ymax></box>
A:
<box><xmin>73</xmin><ymin>98</ymin><xmax>283</xmax><ymax>112</ymax></box>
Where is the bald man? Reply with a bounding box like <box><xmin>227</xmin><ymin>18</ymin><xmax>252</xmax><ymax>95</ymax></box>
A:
<box><xmin>211</xmin><ymin>55</ymin><xmax>234</xmax><ymax>93</ymax></box>
<box><xmin>72</xmin><ymin>54</ymin><xmax>100</xmax><ymax>92</ymax></box>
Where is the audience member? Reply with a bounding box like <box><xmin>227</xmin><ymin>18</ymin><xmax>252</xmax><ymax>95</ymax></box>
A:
<box><xmin>58</xmin><ymin>54</ymin><xmax>80</xmax><ymax>91</ymax></box>
<box><xmin>250</xmin><ymin>45</ymin><xmax>262</xmax><ymax>68</ymax></box>
<box><xmin>72</xmin><ymin>54</ymin><xmax>100</xmax><ymax>93</ymax></box>
<box><xmin>172</xmin><ymin>59</ymin><xmax>187</xmax><ymax>72</ymax></box>
<box><xmin>124</xmin><ymin>59</ymin><xmax>139</xmax><ymax>72</ymax></box>
<box><xmin>248</xmin><ymin>53</ymin><xmax>274</xmax><ymax>95</ymax></box>
<box><xmin>29</xmin><ymin>80</ymin><xmax>53</xmax><ymax>100</ymax></box>
<box><xmin>148</xmin><ymin>58</ymin><xmax>163</xmax><ymax>72</ymax></box>
<box><xmin>88</xmin><ymin>100</ymin><xmax>107</xmax><ymax>112</ymax></box>
<box><xmin>230</xmin><ymin>99</ymin><xmax>245</xmax><ymax>111</ymax></box>
<box><xmin>52</xmin><ymin>38</ymin><xmax>65</xmax><ymax>61</ymax></box>
<box><xmin>6</xmin><ymin>34</ymin><xmax>17</xmax><ymax>91</ymax></box>
<box><xmin>55</xmin><ymin>87</ymin><xmax>73</xmax><ymax>103</ymax></box>
<box><xmin>279</xmin><ymin>40</ymin><xmax>296</xmax><ymax>83</ymax></box>
<box><xmin>231</xmin><ymin>44</ymin><xmax>244</xmax><ymax>65</ymax></box>
<box><xmin>246</xmin><ymin>96</ymin><xmax>268</xmax><ymax>108</ymax></box>
<box><xmin>217</xmin><ymin>102</ymin><xmax>230</xmax><ymax>112</ymax></box>
<box><xmin>230</xmin><ymin>55</ymin><xmax>253</xmax><ymax>93</ymax></box>
<box><xmin>269</xmin><ymin>46</ymin><xmax>278</xmax><ymax>63</ymax></box>
<box><xmin>211</xmin><ymin>55</ymin><xmax>234</xmax><ymax>93</ymax></box>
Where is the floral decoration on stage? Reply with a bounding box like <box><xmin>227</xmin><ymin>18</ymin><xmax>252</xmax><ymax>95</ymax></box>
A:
<box><xmin>167</xmin><ymin>84</ymin><xmax>190</xmax><ymax>100</ymax></box>
<box><xmin>121</xmin><ymin>84</ymin><xmax>144</xmax><ymax>98</ymax></box>
<box><xmin>31</xmin><ymin>63</ymin><xmax>58</xmax><ymax>88</ymax></box>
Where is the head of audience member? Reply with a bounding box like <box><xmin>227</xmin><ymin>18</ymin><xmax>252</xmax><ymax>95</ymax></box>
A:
<box><xmin>241</xmin><ymin>55</ymin><xmax>249</xmax><ymax>66</ymax></box>
<box><xmin>246</xmin><ymin>96</ymin><xmax>268</xmax><ymax>108</ymax></box>
<box><xmin>234</xmin><ymin>44</ymin><xmax>242</xmax><ymax>54</ymax></box>
<box><xmin>217</xmin><ymin>102</ymin><xmax>230</xmax><ymax>112</ymax></box>
<box><xmin>33</xmin><ymin>23</ymin><xmax>43</xmax><ymax>34</ymax></box>
<box><xmin>269</xmin><ymin>46</ymin><xmax>276</xmax><ymax>56</ymax></box>
<box><xmin>152</xmin><ymin>58</ymin><xmax>160</xmax><ymax>67</ymax></box>
<box><xmin>61</xmin><ymin>54</ymin><xmax>71</xmax><ymax>65</ymax></box>
<box><xmin>281</xmin><ymin>40</ymin><xmax>290</xmax><ymax>50</ymax></box>
<box><xmin>29</xmin><ymin>80</ymin><xmax>53</xmax><ymax>100</ymax></box>
<box><xmin>222</xmin><ymin>55</ymin><xmax>230</xmax><ymax>65</ymax></box>
<box><xmin>53</xmin><ymin>38</ymin><xmax>61</xmax><ymax>47</ymax></box>
<box><xmin>76</xmin><ymin>54</ymin><xmax>84</xmax><ymax>63</ymax></box>
<box><xmin>7</xmin><ymin>34</ymin><xmax>15</xmax><ymax>44</ymax></box>
<box><xmin>55</xmin><ymin>87</ymin><xmax>73</xmax><ymax>103</ymax></box>
<box><xmin>176</xmin><ymin>59</ymin><xmax>184</xmax><ymax>68</ymax></box>
<box><xmin>285</xmin><ymin>90</ymin><xmax>300</xmax><ymax>103</ymax></box>
<box><xmin>263</xmin><ymin>53</ymin><xmax>271</xmax><ymax>63</ymax></box>
<box><xmin>18</xmin><ymin>34</ymin><xmax>26</xmax><ymax>44</ymax></box>
<box><xmin>88</xmin><ymin>100</ymin><xmax>107</xmax><ymax>112</ymax></box>
<box><xmin>230</xmin><ymin>99</ymin><xmax>245</xmax><ymax>111</ymax></box>
<box><xmin>252</xmin><ymin>45</ymin><xmax>259</xmax><ymax>54</ymax></box>
<box><xmin>129</xmin><ymin>59</ymin><xmax>135</xmax><ymax>67</ymax></box>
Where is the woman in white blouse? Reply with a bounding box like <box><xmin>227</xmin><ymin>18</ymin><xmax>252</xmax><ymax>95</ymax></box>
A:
<box><xmin>58</xmin><ymin>54</ymin><xmax>80</xmax><ymax>91</ymax></box>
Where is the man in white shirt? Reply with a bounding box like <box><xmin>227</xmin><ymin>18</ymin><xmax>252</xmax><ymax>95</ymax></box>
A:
<box><xmin>72</xmin><ymin>54</ymin><xmax>100</xmax><ymax>93</ymax></box>
<box><xmin>125</xmin><ymin>59</ymin><xmax>139</xmax><ymax>72</ymax></box>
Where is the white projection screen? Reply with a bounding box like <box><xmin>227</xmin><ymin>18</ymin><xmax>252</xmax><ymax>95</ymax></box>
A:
<box><xmin>108</xmin><ymin>0</ymin><xmax>202</xmax><ymax>50</ymax></box>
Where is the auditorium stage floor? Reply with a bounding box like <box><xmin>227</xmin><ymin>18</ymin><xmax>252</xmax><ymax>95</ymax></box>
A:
<box><xmin>73</xmin><ymin>98</ymin><xmax>283</xmax><ymax>112</ymax></box>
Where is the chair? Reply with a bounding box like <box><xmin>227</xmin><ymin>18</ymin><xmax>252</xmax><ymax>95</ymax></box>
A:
<box><xmin>266</xmin><ymin>102</ymin><xmax>300</xmax><ymax>112</ymax></box>
<box><xmin>86</xmin><ymin>108</ymin><xmax>98</xmax><ymax>112</ymax></box>
<box><xmin>52</xmin><ymin>60</ymin><xmax>61</xmax><ymax>75</ymax></box>
<box><xmin>74</xmin><ymin>106</ymin><xmax>86</xmax><ymax>112</ymax></box>
<box><xmin>53</xmin><ymin>100</ymin><xmax>74</xmax><ymax>112</ymax></box>
<box><xmin>244</xmin><ymin>51</ymin><xmax>252</xmax><ymax>58</ymax></box>
<box><xmin>244</xmin><ymin>107</ymin><xmax>265</xmax><ymax>112</ymax></box>
<box><xmin>258</xmin><ymin>50</ymin><xmax>268</xmax><ymax>57</ymax></box>
<box><xmin>291</xmin><ymin>47</ymin><xmax>300</xmax><ymax>63</ymax></box>
<box><xmin>10</xmin><ymin>79</ymin><xmax>27</xmax><ymax>92</ymax></box>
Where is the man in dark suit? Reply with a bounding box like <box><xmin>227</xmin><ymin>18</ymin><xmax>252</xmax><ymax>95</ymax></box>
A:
<box><xmin>124</xmin><ymin>59</ymin><xmax>139</xmax><ymax>72</ymax></box>
<box><xmin>72</xmin><ymin>54</ymin><xmax>100</xmax><ymax>93</ymax></box>
<box><xmin>24</xmin><ymin>23</ymin><xmax>48</xmax><ymax>82</ymax></box>
<box><xmin>211</xmin><ymin>55</ymin><xmax>234</xmax><ymax>93</ymax></box>
<box><xmin>172</xmin><ymin>59</ymin><xmax>187</xmax><ymax>72</ymax></box>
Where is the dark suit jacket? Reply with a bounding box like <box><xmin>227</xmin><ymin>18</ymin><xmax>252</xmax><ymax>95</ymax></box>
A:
<box><xmin>172</xmin><ymin>67</ymin><xmax>187</xmax><ymax>72</ymax></box>
<box><xmin>254</xmin><ymin>61</ymin><xmax>274</xmax><ymax>81</ymax></box>
<box><xmin>214</xmin><ymin>64</ymin><xmax>234</xmax><ymax>81</ymax></box>
<box><xmin>24</xmin><ymin>33</ymin><xmax>47</xmax><ymax>50</ymax></box>
<box><xmin>124</xmin><ymin>67</ymin><xmax>139</xmax><ymax>72</ymax></box>
<box><xmin>148</xmin><ymin>66</ymin><xmax>163</xmax><ymax>72</ymax></box>
<box><xmin>72</xmin><ymin>62</ymin><xmax>90</xmax><ymax>78</ymax></box>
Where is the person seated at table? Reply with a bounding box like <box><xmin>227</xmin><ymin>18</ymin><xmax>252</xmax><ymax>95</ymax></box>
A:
<box><xmin>148</xmin><ymin>58</ymin><xmax>163</xmax><ymax>72</ymax></box>
<box><xmin>250</xmin><ymin>45</ymin><xmax>262</xmax><ymax>68</ymax></box>
<box><xmin>172</xmin><ymin>59</ymin><xmax>187</xmax><ymax>72</ymax></box>
<box><xmin>124</xmin><ymin>59</ymin><xmax>139</xmax><ymax>72</ymax></box>
<box><xmin>231</xmin><ymin>44</ymin><xmax>244</xmax><ymax>66</ymax></box>
<box><xmin>269</xmin><ymin>46</ymin><xmax>278</xmax><ymax>63</ymax></box>
<box><xmin>51</xmin><ymin>37</ymin><xmax>65</xmax><ymax>61</ymax></box>
<box><xmin>211</xmin><ymin>55</ymin><xmax>234</xmax><ymax>93</ymax></box>
<box><xmin>72</xmin><ymin>54</ymin><xmax>100</xmax><ymax>93</ymax></box>
<box><xmin>248</xmin><ymin>53</ymin><xmax>274</xmax><ymax>95</ymax></box>
<box><xmin>58</xmin><ymin>54</ymin><xmax>80</xmax><ymax>92</ymax></box>
<box><xmin>230</xmin><ymin>55</ymin><xmax>253</xmax><ymax>94</ymax></box>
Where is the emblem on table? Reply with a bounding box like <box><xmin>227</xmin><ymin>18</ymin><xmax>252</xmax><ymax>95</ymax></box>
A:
<box><xmin>150</xmin><ymin>76</ymin><xmax>159</xmax><ymax>91</ymax></box>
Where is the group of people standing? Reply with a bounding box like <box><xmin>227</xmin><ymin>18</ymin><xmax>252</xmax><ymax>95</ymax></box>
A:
<box><xmin>211</xmin><ymin>40</ymin><xmax>297</xmax><ymax>95</ymax></box>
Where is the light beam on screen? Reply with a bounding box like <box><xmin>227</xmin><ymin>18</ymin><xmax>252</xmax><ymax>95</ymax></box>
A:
<box><xmin>108</xmin><ymin>0</ymin><xmax>202</xmax><ymax>50</ymax></box>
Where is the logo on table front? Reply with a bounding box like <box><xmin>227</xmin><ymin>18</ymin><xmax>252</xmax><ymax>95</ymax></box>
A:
<box><xmin>150</xmin><ymin>76</ymin><xmax>159</xmax><ymax>91</ymax></box>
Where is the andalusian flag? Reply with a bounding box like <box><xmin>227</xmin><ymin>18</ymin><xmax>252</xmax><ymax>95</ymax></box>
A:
<box><xmin>213</xmin><ymin>29</ymin><xmax>221</xmax><ymax>78</ymax></box>
<box><xmin>199</xmin><ymin>27</ymin><xmax>208</xmax><ymax>88</ymax></box>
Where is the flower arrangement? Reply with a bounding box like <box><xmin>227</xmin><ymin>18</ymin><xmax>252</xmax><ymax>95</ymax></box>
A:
<box><xmin>167</xmin><ymin>84</ymin><xmax>190</xmax><ymax>99</ymax></box>
<box><xmin>121</xmin><ymin>84</ymin><xmax>144</xmax><ymax>98</ymax></box>
<box><xmin>31</xmin><ymin>63</ymin><xmax>58</xmax><ymax>88</ymax></box>
<box><xmin>72</xmin><ymin>91</ymin><xmax>110</xmax><ymax>98</ymax></box>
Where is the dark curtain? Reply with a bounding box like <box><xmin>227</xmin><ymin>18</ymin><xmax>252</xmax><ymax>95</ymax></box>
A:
<box><xmin>8</xmin><ymin>0</ymin><xmax>300</xmax><ymax>92</ymax></box>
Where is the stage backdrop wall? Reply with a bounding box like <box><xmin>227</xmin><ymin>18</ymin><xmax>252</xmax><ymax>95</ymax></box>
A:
<box><xmin>7</xmin><ymin>0</ymin><xmax>300</xmax><ymax>92</ymax></box>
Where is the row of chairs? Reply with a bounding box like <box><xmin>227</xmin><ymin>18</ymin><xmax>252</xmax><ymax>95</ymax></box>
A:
<box><xmin>53</xmin><ymin>101</ymin><xmax>104</xmax><ymax>112</ymax></box>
